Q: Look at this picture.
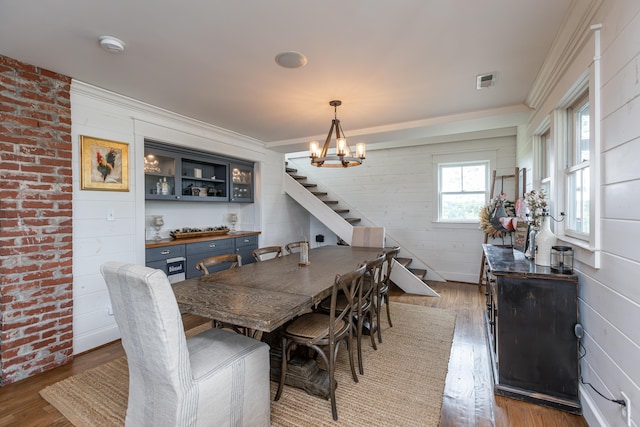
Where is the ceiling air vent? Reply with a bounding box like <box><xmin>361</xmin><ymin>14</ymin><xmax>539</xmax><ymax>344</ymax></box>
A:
<box><xmin>476</xmin><ymin>72</ymin><xmax>497</xmax><ymax>89</ymax></box>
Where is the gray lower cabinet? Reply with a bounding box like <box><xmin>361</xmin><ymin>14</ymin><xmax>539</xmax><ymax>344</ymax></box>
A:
<box><xmin>185</xmin><ymin>238</ymin><xmax>235</xmax><ymax>278</ymax></box>
<box><xmin>145</xmin><ymin>245</ymin><xmax>187</xmax><ymax>282</ymax></box>
<box><xmin>146</xmin><ymin>234</ymin><xmax>259</xmax><ymax>281</ymax></box>
<box><xmin>234</xmin><ymin>235</ymin><xmax>259</xmax><ymax>266</ymax></box>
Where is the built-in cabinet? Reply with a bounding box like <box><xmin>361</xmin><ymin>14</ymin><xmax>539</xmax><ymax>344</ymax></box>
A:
<box><xmin>144</xmin><ymin>141</ymin><xmax>254</xmax><ymax>203</ymax></box>
<box><xmin>146</xmin><ymin>232</ymin><xmax>260</xmax><ymax>280</ymax></box>
<box><xmin>482</xmin><ymin>244</ymin><xmax>581</xmax><ymax>414</ymax></box>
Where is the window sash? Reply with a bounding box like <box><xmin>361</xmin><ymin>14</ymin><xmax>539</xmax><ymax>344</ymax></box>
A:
<box><xmin>565</xmin><ymin>92</ymin><xmax>590</xmax><ymax>237</ymax></box>
<box><xmin>438</xmin><ymin>162</ymin><xmax>488</xmax><ymax>222</ymax></box>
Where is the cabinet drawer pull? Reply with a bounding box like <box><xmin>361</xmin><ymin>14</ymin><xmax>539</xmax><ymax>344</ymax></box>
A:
<box><xmin>161</xmin><ymin>250</ymin><xmax>170</xmax><ymax>255</ymax></box>
<box><xmin>209</xmin><ymin>244</ymin><xmax>216</xmax><ymax>248</ymax></box>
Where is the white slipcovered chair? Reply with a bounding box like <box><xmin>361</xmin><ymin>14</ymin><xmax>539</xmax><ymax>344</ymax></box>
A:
<box><xmin>100</xmin><ymin>261</ymin><xmax>270</xmax><ymax>427</ymax></box>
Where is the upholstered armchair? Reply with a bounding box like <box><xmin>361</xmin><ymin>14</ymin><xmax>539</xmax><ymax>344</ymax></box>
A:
<box><xmin>100</xmin><ymin>262</ymin><xmax>270</xmax><ymax>427</ymax></box>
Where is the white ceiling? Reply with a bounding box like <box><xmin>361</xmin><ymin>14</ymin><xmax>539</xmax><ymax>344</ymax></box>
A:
<box><xmin>0</xmin><ymin>1</ymin><xmax>574</xmax><ymax>152</ymax></box>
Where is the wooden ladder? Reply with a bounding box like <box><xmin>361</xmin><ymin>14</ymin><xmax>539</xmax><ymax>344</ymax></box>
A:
<box><xmin>477</xmin><ymin>168</ymin><xmax>522</xmax><ymax>292</ymax></box>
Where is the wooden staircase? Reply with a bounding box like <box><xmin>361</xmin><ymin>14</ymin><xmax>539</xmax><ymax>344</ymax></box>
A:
<box><xmin>286</xmin><ymin>164</ymin><xmax>435</xmax><ymax>291</ymax></box>
<box><xmin>395</xmin><ymin>257</ymin><xmax>427</xmax><ymax>282</ymax></box>
<box><xmin>286</xmin><ymin>166</ymin><xmax>362</xmax><ymax>225</ymax></box>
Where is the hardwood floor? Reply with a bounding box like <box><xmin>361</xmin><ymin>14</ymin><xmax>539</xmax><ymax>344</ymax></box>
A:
<box><xmin>0</xmin><ymin>282</ymin><xmax>588</xmax><ymax>426</ymax></box>
<box><xmin>390</xmin><ymin>281</ymin><xmax>588</xmax><ymax>427</ymax></box>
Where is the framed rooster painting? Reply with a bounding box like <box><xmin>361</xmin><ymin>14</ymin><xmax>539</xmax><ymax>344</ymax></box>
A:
<box><xmin>80</xmin><ymin>135</ymin><xmax>129</xmax><ymax>191</ymax></box>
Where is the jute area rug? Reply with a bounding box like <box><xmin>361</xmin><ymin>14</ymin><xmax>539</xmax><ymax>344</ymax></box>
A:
<box><xmin>40</xmin><ymin>302</ymin><xmax>456</xmax><ymax>427</ymax></box>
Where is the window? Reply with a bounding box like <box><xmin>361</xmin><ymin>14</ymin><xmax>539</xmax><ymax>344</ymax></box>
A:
<box><xmin>438</xmin><ymin>161</ymin><xmax>488</xmax><ymax>221</ymax></box>
<box><xmin>535</xmin><ymin>127</ymin><xmax>553</xmax><ymax>206</ymax></box>
<box><xmin>565</xmin><ymin>93</ymin><xmax>590</xmax><ymax>236</ymax></box>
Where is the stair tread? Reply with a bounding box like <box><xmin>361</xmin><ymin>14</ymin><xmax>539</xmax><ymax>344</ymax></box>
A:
<box><xmin>395</xmin><ymin>257</ymin><xmax>412</xmax><ymax>268</ymax></box>
<box><xmin>290</xmin><ymin>174</ymin><xmax>307</xmax><ymax>180</ymax></box>
<box><xmin>323</xmin><ymin>200</ymin><xmax>339</xmax><ymax>204</ymax></box>
<box><xmin>311</xmin><ymin>191</ymin><xmax>328</xmax><ymax>196</ymax></box>
<box><xmin>333</xmin><ymin>209</ymin><xmax>349</xmax><ymax>213</ymax></box>
<box><xmin>285</xmin><ymin>167</ymin><xmax>297</xmax><ymax>173</ymax></box>
<box><xmin>345</xmin><ymin>218</ymin><xmax>361</xmax><ymax>223</ymax></box>
<box><xmin>302</xmin><ymin>183</ymin><xmax>317</xmax><ymax>188</ymax></box>
<box><xmin>408</xmin><ymin>268</ymin><xmax>427</xmax><ymax>280</ymax></box>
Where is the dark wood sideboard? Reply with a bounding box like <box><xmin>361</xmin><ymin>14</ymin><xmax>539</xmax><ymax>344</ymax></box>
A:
<box><xmin>482</xmin><ymin>244</ymin><xmax>581</xmax><ymax>414</ymax></box>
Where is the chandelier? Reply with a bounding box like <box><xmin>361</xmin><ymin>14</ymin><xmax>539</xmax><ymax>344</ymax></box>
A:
<box><xmin>309</xmin><ymin>100</ymin><xmax>365</xmax><ymax>168</ymax></box>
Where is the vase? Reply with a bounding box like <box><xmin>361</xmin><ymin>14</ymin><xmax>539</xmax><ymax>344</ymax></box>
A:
<box><xmin>535</xmin><ymin>214</ymin><xmax>556</xmax><ymax>266</ymax></box>
<box><xmin>525</xmin><ymin>226</ymin><xmax>538</xmax><ymax>259</ymax></box>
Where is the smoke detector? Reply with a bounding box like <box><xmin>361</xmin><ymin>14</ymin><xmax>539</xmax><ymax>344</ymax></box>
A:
<box><xmin>476</xmin><ymin>72</ymin><xmax>497</xmax><ymax>89</ymax></box>
<box><xmin>99</xmin><ymin>36</ymin><xmax>125</xmax><ymax>54</ymax></box>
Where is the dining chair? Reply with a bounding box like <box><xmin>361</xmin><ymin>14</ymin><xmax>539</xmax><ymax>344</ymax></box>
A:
<box><xmin>351</xmin><ymin>226</ymin><xmax>385</xmax><ymax>248</ymax></box>
<box><xmin>275</xmin><ymin>263</ymin><xmax>366</xmax><ymax>421</ymax></box>
<box><xmin>318</xmin><ymin>253</ymin><xmax>384</xmax><ymax>375</ymax></box>
<box><xmin>100</xmin><ymin>262</ymin><xmax>270</xmax><ymax>427</ymax></box>
<box><xmin>252</xmin><ymin>245</ymin><xmax>282</xmax><ymax>261</ymax></box>
<box><xmin>377</xmin><ymin>246</ymin><xmax>401</xmax><ymax>343</ymax></box>
<box><xmin>284</xmin><ymin>241</ymin><xmax>306</xmax><ymax>254</ymax></box>
<box><xmin>196</xmin><ymin>253</ymin><xmax>242</xmax><ymax>275</ymax></box>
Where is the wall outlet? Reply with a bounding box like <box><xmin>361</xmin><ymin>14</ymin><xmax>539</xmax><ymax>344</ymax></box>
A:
<box><xmin>107</xmin><ymin>209</ymin><xmax>115</xmax><ymax>221</ymax></box>
<box><xmin>621</xmin><ymin>391</ymin><xmax>631</xmax><ymax>427</ymax></box>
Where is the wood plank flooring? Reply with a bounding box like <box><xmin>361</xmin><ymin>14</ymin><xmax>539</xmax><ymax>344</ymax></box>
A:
<box><xmin>389</xmin><ymin>281</ymin><xmax>588</xmax><ymax>427</ymax></box>
<box><xmin>0</xmin><ymin>282</ymin><xmax>588</xmax><ymax>426</ymax></box>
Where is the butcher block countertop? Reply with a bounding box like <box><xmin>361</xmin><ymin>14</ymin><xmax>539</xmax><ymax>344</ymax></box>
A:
<box><xmin>145</xmin><ymin>230</ymin><xmax>261</xmax><ymax>249</ymax></box>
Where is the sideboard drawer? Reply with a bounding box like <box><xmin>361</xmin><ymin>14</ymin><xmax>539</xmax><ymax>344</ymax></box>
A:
<box><xmin>235</xmin><ymin>234</ymin><xmax>259</xmax><ymax>248</ymax></box>
<box><xmin>186</xmin><ymin>239</ymin><xmax>234</xmax><ymax>256</ymax></box>
<box><xmin>146</xmin><ymin>245</ymin><xmax>186</xmax><ymax>263</ymax></box>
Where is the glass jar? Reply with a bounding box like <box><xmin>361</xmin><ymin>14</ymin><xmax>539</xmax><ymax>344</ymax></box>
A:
<box><xmin>550</xmin><ymin>246</ymin><xmax>574</xmax><ymax>274</ymax></box>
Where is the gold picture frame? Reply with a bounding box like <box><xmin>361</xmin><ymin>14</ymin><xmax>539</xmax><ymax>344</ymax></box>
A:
<box><xmin>80</xmin><ymin>135</ymin><xmax>129</xmax><ymax>191</ymax></box>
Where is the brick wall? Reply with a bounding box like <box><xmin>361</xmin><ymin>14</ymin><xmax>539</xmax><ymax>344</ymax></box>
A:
<box><xmin>0</xmin><ymin>55</ymin><xmax>73</xmax><ymax>385</ymax></box>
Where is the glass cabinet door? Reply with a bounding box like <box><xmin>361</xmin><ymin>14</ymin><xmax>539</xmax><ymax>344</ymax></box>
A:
<box><xmin>144</xmin><ymin>148</ymin><xmax>178</xmax><ymax>200</ymax></box>
<box><xmin>230</xmin><ymin>164</ymin><xmax>253</xmax><ymax>202</ymax></box>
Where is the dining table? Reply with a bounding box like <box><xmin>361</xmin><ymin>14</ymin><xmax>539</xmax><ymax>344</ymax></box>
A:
<box><xmin>172</xmin><ymin>245</ymin><xmax>385</xmax><ymax>336</ymax></box>
<box><xmin>171</xmin><ymin>244</ymin><xmax>386</xmax><ymax>397</ymax></box>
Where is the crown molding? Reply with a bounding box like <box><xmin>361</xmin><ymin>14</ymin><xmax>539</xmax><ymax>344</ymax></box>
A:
<box><xmin>526</xmin><ymin>0</ymin><xmax>603</xmax><ymax>110</ymax></box>
<box><xmin>70</xmin><ymin>80</ymin><xmax>266</xmax><ymax>150</ymax></box>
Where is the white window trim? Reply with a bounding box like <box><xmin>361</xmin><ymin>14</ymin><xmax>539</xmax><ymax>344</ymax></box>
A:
<box><xmin>551</xmin><ymin>52</ymin><xmax>601</xmax><ymax>268</ymax></box>
<box><xmin>532</xmin><ymin>117</ymin><xmax>555</xmax><ymax>220</ymax></box>
<box><xmin>432</xmin><ymin>149</ymin><xmax>497</xmax><ymax>227</ymax></box>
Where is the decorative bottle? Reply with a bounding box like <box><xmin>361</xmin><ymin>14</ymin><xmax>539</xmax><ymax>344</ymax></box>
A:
<box><xmin>534</xmin><ymin>213</ymin><xmax>556</xmax><ymax>266</ymax></box>
<box><xmin>525</xmin><ymin>227</ymin><xmax>538</xmax><ymax>259</ymax></box>
<box><xmin>161</xmin><ymin>177</ymin><xmax>169</xmax><ymax>195</ymax></box>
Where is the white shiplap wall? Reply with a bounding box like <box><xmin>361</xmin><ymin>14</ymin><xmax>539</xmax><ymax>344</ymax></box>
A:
<box><xmin>71</xmin><ymin>82</ymin><xmax>308</xmax><ymax>353</ymax></box>
<box><xmin>287</xmin><ymin>134</ymin><xmax>517</xmax><ymax>283</ymax></box>
<box><xmin>523</xmin><ymin>1</ymin><xmax>640</xmax><ymax>425</ymax></box>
